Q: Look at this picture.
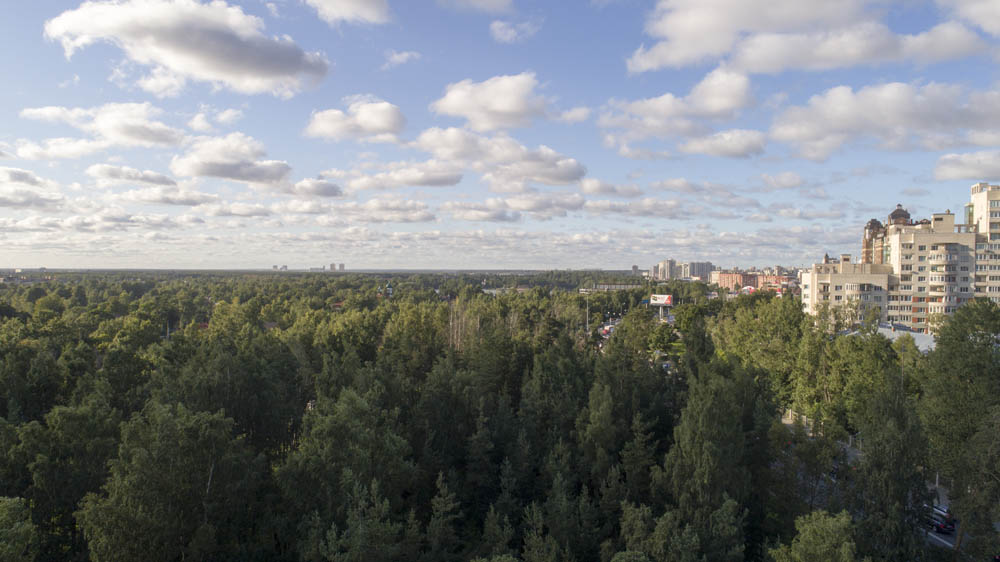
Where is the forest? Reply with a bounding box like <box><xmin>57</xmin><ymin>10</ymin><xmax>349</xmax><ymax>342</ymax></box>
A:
<box><xmin>0</xmin><ymin>271</ymin><xmax>997</xmax><ymax>562</ymax></box>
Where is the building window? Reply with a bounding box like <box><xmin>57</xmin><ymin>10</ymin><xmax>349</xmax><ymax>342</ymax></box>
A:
<box><xmin>918</xmin><ymin>245</ymin><xmax>926</xmax><ymax>251</ymax></box>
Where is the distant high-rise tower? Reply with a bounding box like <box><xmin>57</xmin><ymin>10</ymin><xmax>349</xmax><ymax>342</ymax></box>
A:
<box><xmin>330</xmin><ymin>263</ymin><xmax>336</xmax><ymax>272</ymax></box>
<box><xmin>339</xmin><ymin>263</ymin><xmax>345</xmax><ymax>271</ymax></box>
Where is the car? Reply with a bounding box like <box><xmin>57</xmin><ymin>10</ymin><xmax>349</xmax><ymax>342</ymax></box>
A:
<box><xmin>927</xmin><ymin>511</ymin><xmax>955</xmax><ymax>534</ymax></box>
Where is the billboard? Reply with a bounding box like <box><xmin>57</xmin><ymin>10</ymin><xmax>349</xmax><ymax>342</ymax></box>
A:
<box><xmin>650</xmin><ymin>294</ymin><xmax>673</xmax><ymax>306</ymax></box>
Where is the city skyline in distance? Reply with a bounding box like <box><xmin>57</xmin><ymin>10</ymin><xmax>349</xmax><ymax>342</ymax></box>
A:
<box><xmin>2</xmin><ymin>1</ymin><xmax>1000</xmax><ymax>270</ymax></box>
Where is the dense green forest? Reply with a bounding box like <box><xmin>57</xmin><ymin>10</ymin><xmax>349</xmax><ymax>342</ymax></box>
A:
<box><xmin>0</xmin><ymin>272</ymin><xmax>997</xmax><ymax>561</ymax></box>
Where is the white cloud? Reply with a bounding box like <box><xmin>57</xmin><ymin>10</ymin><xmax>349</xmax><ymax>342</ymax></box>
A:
<box><xmin>344</xmin><ymin>160</ymin><xmax>463</xmax><ymax>191</ymax></box>
<box><xmin>305</xmin><ymin>97</ymin><xmax>406</xmax><ymax>142</ymax></box>
<box><xmin>760</xmin><ymin>171</ymin><xmax>804</xmax><ymax>190</ymax></box>
<box><xmin>216</xmin><ymin>109</ymin><xmax>244</xmax><ymax>125</ymax></box>
<box><xmin>86</xmin><ymin>164</ymin><xmax>177</xmax><ymax>186</ymax></box>
<box><xmin>188</xmin><ymin>113</ymin><xmax>213</xmax><ymax>132</ymax></box>
<box><xmin>440</xmin><ymin>0</ymin><xmax>511</xmax><ymax>12</ymax></box>
<box><xmin>0</xmin><ymin>167</ymin><xmax>63</xmax><ymax>209</ymax></box>
<box><xmin>381</xmin><ymin>50</ymin><xmax>421</xmax><ymax>70</ymax></box>
<box><xmin>730</xmin><ymin>21</ymin><xmax>984</xmax><ymax>73</ymax></box>
<box><xmin>584</xmin><ymin>197</ymin><xmax>689</xmax><ymax>218</ymax></box>
<box><xmin>598</xmin><ymin>67</ymin><xmax>751</xmax><ymax>151</ymax></box>
<box><xmin>18</xmin><ymin>102</ymin><xmax>185</xmax><ymax>159</ymax></box>
<box><xmin>444</xmin><ymin>192</ymin><xmax>583</xmax><ymax>221</ymax></box>
<box><xmin>626</xmin><ymin>0</ymin><xmax>866</xmax><ymax>71</ymax></box>
<box><xmin>440</xmin><ymin>201</ymin><xmax>522</xmax><ymax>222</ymax></box>
<box><xmin>45</xmin><ymin>0</ymin><xmax>328</xmax><ymax>97</ymax></box>
<box><xmin>189</xmin><ymin>107</ymin><xmax>243</xmax><ymax>131</ymax></box>
<box><xmin>934</xmin><ymin>150</ymin><xmax>1000</xmax><ymax>180</ymax></box>
<box><xmin>413</xmin><ymin>127</ymin><xmax>585</xmax><ymax>192</ymax></box>
<box><xmin>579</xmin><ymin>178</ymin><xmax>642</xmax><ymax>197</ymax></box>
<box><xmin>770</xmin><ymin>203</ymin><xmax>844</xmax><ymax>220</ymax></box>
<box><xmin>627</xmin><ymin>0</ymin><xmax>983</xmax><ymax>74</ymax></box>
<box><xmin>679</xmin><ymin>129</ymin><xmax>766</xmax><ymax>157</ymax></box>
<box><xmin>305</xmin><ymin>0</ymin><xmax>390</xmax><ymax>24</ymax></box>
<box><xmin>771</xmin><ymin>81</ymin><xmax>1000</xmax><ymax>160</ymax></box>
<box><xmin>937</xmin><ymin>0</ymin><xmax>1000</xmax><ymax>37</ymax></box>
<box><xmin>490</xmin><ymin>19</ymin><xmax>542</xmax><ymax>43</ymax></box>
<box><xmin>650</xmin><ymin>178</ymin><xmax>699</xmax><ymax>193</ymax></box>
<box><xmin>556</xmin><ymin>107</ymin><xmax>591</xmax><ymax>123</ymax></box>
<box><xmin>170</xmin><ymin>133</ymin><xmax>291</xmax><ymax>184</ymax></box>
<box><xmin>118</xmin><ymin>186</ymin><xmax>218</xmax><ymax>205</ymax></box>
<box><xmin>685</xmin><ymin>68</ymin><xmax>752</xmax><ymax>117</ymax></box>
<box><xmin>199</xmin><ymin>202</ymin><xmax>274</xmax><ymax>217</ymax></box>
<box><xmin>290</xmin><ymin>178</ymin><xmax>344</xmax><ymax>197</ymax></box>
<box><xmin>430</xmin><ymin>72</ymin><xmax>547</xmax><ymax>131</ymax></box>
<box><xmin>332</xmin><ymin>197</ymin><xmax>435</xmax><ymax>223</ymax></box>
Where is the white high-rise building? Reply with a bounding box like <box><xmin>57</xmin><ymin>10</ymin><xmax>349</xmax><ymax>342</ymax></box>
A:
<box><xmin>800</xmin><ymin>182</ymin><xmax>1000</xmax><ymax>333</ymax></box>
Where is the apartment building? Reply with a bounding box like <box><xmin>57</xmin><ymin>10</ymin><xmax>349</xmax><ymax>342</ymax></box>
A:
<box><xmin>800</xmin><ymin>182</ymin><xmax>1000</xmax><ymax>333</ymax></box>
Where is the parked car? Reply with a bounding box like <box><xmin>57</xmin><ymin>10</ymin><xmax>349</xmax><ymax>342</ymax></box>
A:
<box><xmin>927</xmin><ymin>511</ymin><xmax>955</xmax><ymax>534</ymax></box>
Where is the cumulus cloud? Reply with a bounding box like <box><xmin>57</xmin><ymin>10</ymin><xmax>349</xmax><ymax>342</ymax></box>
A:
<box><xmin>216</xmin><ymin>109</ymin><xmax>244</xmax><ymax>125</ymax></box>
<box><xmin>444</xmin><ymin>192</ymin><xmax>583</xmax><ymax>221</ymax></box>
<box><xmin>627</xmin><ymin>0</ymin><xmax>865</xmax><ymax>71</ymax></box>
<box><xmin>414</xmin><ymin>127</ymin><xmax>585</xmax><ymax>192</ymax></box>
<box><xmin>440</xmin><ymin>201</ymin><xmax>522</xmax><ymax>222</ymax></box>
<box><xmin>170</xmin><ymin>133</ymin><xmax>291</xmax><ymax>184</ymax></box>
<box><xmin>188</xmin><ymin>113</ymin><xmax>213</xmax><ymax>132</ymax></box>
<box><xmin>490</xmin><ymin>19</ymin><xmax>542</xmax><ymax>43</ymax></box>
<box><xmin>305</xmin><ymin>0</ymin><xmax>390</xmax><ymax>25</ymax></box>
<box><xmin>118</xmin><ymin>185</ymin><xmax>218</xmax><ymax>205</ymax></box>
<box><xmin>305</xmin><ymin>97</ymin><xmax>406</xmax><ymax>142</ymax></box>
<box><xmin>289</xmin><ymin>178</ymin><xmax>344</xmax><ymax>197</ymax></box>
<box><xmin>937</xmin><ymin>0</ymin><xmax>1000</xmax><ymax>37</ymax></box>
<box><xmin>579</xmin><ymin>178</ymin><xmax>643</xmax><ymax>197</ymax></box>
<box><xmin>771</xmin><ymin>81</ymin><xmax>1000</xmax><ymax>160</ymax></box>
<box><xmin>759</xmin><ymin>171</ymin><xmax>805</xmax><ymax>191</ymax></box>
<box><xmin>382</xmin><ymin>49</ymin><xmax>421</xmax><ymax>70</ymax></box>
<box><xmin>86</xmin><ymin>164</ymin><xmax>177</xmax><ymax>187</ymax></box>
<box><xmin>679</xmin><ymin>129</ymin><xmax>766</xmax><ymax>157</ymax></box>
<box><xmin>649</xmin><ymin>178</ymin><xmax>699</xmax><ymax>193</ymax></box>
<box><xmin>187</xmin><ymin>107</ymin><xmax>244</xmax><ymax>132</ymax></box>
<box><xmin>729</xmin><ymin>21</ymin><xmax>984</xmax><ymax>73</ymax></box>
<box><xmin>557</xmin><ymin>107</ymin><xmax>591</xmax><ymax>123</ymax></box>
<box><xmin>0</xmin><ymin>167</ymin><xmax>64</xmax><ymax>209</ymax></box>
<box><xmin>45</xmin><ymin>0</ymin><xmax>328</xmax><ymax>97</ymax></box>
<box><xmin>934</xmin><ymin>150</ymin><xmax>1000</xmax><ymax>180</ymax></box>
<box><xmin>199</xmin><ymin>202</ymin><xmax>273</xmax><ymax>217</ymax></box>
<box><xmin>482</xmin><ymin>146</ymin><xmax>588</xmax><ymax>192</ymax></box>
<box><xmin>344</xmin><ymin>160</ymin><xmax>463</xmax><ymax>191</ymax></box>
<box><xmin>333</xmin><ymin>197</ymin><xmax>435</xmax><ymax>223</ymax></box>
<box><xmin>430</xmin><ymin>72</ymin><xmax>547</xmax><ymax>131</ymax></box>
<box><xmin>770</xmin><ymin>203</ymin><xmax>844</xmax><ymax>220</ymax></box>
<box><xmin>584</xmin><ymin>197</ymin><xmax>690</xmax><ymax>218</ymax></box>
<box><xmin>440</xmin><ymin>0</ymin><xmax>511</xmax><ymax>12</ymax></box>
<box><xmin>627</xmin><ymin>0</ymin><xmax>983</xmax><ymax>74</ymax></box>
<box><xmin>18</xmin><ymin>102</ymin><xmax>185</xmax><ymax>159</ymax></box>
<box><xmin>599</xmin><ymin>67</ymin><xmax>751</xmax><ymax>152</ymax></box>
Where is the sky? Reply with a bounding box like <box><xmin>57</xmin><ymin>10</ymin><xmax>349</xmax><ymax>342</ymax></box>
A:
<box><xmin>1</xmin><ymin>0</ymin><xmax>1000</xmax><ymax>270</ymax></box>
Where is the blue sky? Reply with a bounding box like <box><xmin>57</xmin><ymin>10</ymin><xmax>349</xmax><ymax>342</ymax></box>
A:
<box><xmin>1</xmin><ymin>0</ymin><xmax>999</xmax><ymax>270</ymax></box>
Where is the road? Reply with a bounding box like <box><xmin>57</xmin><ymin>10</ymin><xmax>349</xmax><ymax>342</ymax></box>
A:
<box><xmin>926</xmin><ymin>529</ymin><xmax>955</xmax><ymax>549</ymax></box>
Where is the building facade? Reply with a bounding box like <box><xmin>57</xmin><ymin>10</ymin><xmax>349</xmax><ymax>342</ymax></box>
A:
<box><xmin>801</xmin><ymin>182</ymin><xmax>1000</xmax><ymax>332</ymax></box>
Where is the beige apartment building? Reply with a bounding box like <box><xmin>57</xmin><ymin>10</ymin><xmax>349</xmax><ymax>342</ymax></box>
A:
<box><xmin>800</xmin><ymin>182</ymin><xmax>1000</xmax><ymax>333</ymax></box>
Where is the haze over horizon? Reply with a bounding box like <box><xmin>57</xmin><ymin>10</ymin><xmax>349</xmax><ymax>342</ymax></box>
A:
<box><xmin>2</xmin><ymin>0</ymin><xmax>999</xmax><ymax>270</ymax></box>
